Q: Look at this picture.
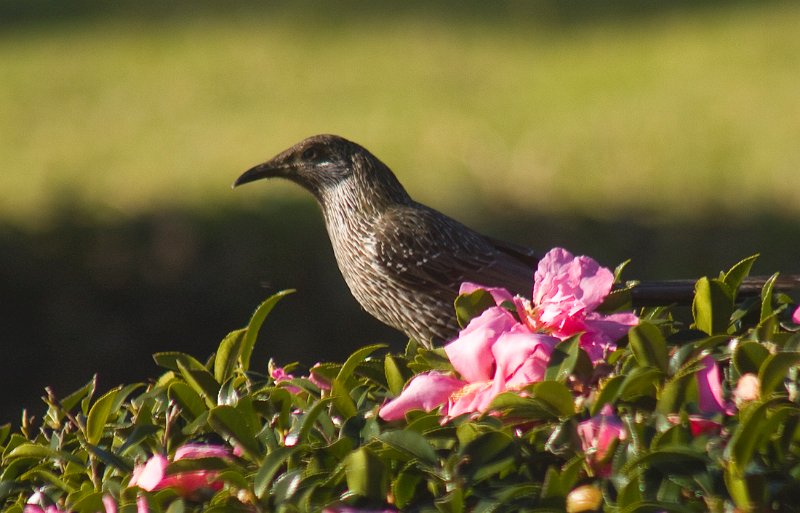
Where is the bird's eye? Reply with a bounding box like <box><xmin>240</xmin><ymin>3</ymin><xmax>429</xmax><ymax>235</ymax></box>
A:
<box><xmin>301</xmin><ymin>148</ymin><xmax>318</xmax><ymax>160</ymax></box>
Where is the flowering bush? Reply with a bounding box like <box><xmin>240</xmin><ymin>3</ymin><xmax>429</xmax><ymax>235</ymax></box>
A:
<box><xmin>2</xmin><ymin>250</ymin><xmax>800</xmax><ymax>512</ymax></box>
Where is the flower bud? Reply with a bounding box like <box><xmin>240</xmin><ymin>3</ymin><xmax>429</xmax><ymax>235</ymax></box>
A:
<box><xmin>566</xmin><ymin>484</ymin><xmax>603</xmax><ymax>512</ymax></box>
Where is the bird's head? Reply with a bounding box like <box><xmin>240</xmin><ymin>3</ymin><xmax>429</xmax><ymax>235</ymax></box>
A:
<box><xmin>234</xmin><ymin>134</ymin><xmax>410</xmax><ymax>210</ymax></box>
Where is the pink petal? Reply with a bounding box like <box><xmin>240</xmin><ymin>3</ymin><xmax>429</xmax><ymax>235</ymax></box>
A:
<box><xmin>577</xmin><ymin>405</ymin><xmax>626</xmax><ymax>462</ymax></box>
<box><xmin>445</xmin><ymin>306</ymin><xmax>518</xmax><ymax>383</ymax></box>
<box><xmin>174</xmin><ymin>443</ymin><xmax>229</xmax><ymax>460</ymax></box>
<box><xmin>447</xmin><ymin>381</ymin><xmax>496</xmax><ymax>417</ymax></box>
<box><xmin>160</xmin><ymin>471</ymin><xmax>223</xmax><ymax>496</ymax></box>
<box><xmin>697</xmin><ymin>356</ymin><xmax>726</xmax><ymax>414</ymax></box>
<box><xmin>129</xmin><ymin>454</ymin><xmax>168</xmax><ymax>491</ymax></box>
<box><xmin>581</xmin><ymin>312</ymin><xmax>639</xmax><ymax>362</ymax></box>
<box><xmin>533</xmin><ymin>248</ymin><xmax>614</xmax><ymax>321</ymax></box>
<box><xmin>687</xmin><ymin>416</ymin><xmax>722</xmax><ymax>437</ymax></box>
<box><xmin>491</xmin><ymin>328</ymin><xmax>557</xmax><ymax>393</ymax></box>
<box><xmin>793</xmin><ymin>305</ymin><xmax>800</xmax><ymax>324</ymax></box>
<box><xmin>136</xmin><ymin>496</ymin><xmax>150</xmax><ymax>513</ymax></box>
<box><xmin>459</xmin><ymin>282</ymin><xmax>515</xmax><ymax>305</ymax></box>
<box><xmin>23</xmin><ymin>507</ymin><xmax>46</xmax><ymax>513</ymax></box>
<box><xmin>102</xmin><ymin>495</ymin><xmax>117</xmax><ymax>513</ymax></box>
<box><xmin>379</xmin><ymin>372</ymin><xmax>466</xmax><ymax>421</ymax></box>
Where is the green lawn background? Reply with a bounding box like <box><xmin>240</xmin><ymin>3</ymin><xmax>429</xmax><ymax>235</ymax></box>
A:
<box><xmin>2</xmin><ymin>1</ymin><xmax>799</xmax><ymax>224</ymax></box>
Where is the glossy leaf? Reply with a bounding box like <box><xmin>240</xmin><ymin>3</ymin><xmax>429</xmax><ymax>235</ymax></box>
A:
<box><xmin>629</xmin><ymin>322</ymin><xmax>668</xmax><ymax>373</ymax></box>
<box><xmin>345</xmin><ymin>447</ymin><xmax>388</xmax><ymax>501</ymax></box>
<box><xmin>86</xmin><ymin>387</ymin><xmax>120</xmax><ymax>445</ymax></box>
<box><xmin>214</xmin><ymin>328</ymin><xmax>246</xmax><ymax>384</ymax></box>
<box><xmin>378</xmin><ymin>429</ymin><xmax>438</xmax><ymax>466</ymax></box>
<box><xmin>759</xmin><ymin>352</ymin><xmax>800</xmax><ymax>396</ymax></box>
<box><xmin>693</xmin><ymin>277</ymin><xmax>733</xmax><ymax>335</ymax></box>
<box><xmin>207</xmin><ymin>405</ymin><xmax>259</xmax><ymax>459</ymax></box>
<box><xmin>454</xmin><ymin>289</ymin><xmax>496</xmax><ymax>328</ymax></box>
<box><xmin>240</xmin><ymin>290</ymin><xmax>295</xmax><ymax>371</ymax></box>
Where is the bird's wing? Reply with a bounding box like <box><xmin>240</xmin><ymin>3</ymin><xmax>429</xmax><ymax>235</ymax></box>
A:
<box><xmin>374</xmin><ymin>205</ymin><xmax>535</xmax><ymax>298</ymax></box>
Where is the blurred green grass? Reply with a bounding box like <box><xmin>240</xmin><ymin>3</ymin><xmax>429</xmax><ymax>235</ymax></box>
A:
<box><xmin>2</xmin><ymin>1</ymin><xmax>799</xmax><ymax>225</ymax></box>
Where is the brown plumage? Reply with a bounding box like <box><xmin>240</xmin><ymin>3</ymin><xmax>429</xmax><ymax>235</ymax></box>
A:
<box><xmin>234</xmin><ymin>134</ymin><xmax>539</xmax><ymax>344</ymax></box>
<box><xmin>234</xmin><ymin>134</ymin><xmax>799</xmax><ymax>344</ymax></box>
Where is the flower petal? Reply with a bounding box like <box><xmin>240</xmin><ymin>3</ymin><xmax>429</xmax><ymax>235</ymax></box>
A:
<box><xmin>491</xmin><ymin>328</ymin><xmax>557</xmax><ymax>393</ymax></box>
<box><xmin>445</xmin><ymin>306</ymin><xmax>518</xmax><ymax>382</ymax></box>
<box><xmin>129</xmin><ymin>454</ymin><xmax>168</xmax><ymax>491</ymax></box>
<box><xmin>697</xmin><ymin>355</ymin><xmax>726</xmax><ymax>414</ymax></box>
<box><xmin>379</xmin><ymin>372</ymin><xmax>465</xmax><ymax>421</ymax></box>
<box><xmin>459</xmin><ymin>282</ymin><xmax>514</xmax><ymax>305</ymax></box>
<box><xmin>447</xmin><ymin>381</ymin><xmax>496</xmax><ymax>417</ymax></box>
<box><xmin>174</xmin><ymin>443</ymin><xmax>229</xmax><ymax>460</ymax></box>
<box><xmin>533</xmin><ymin>248</ymin><xmax>614</xmax><ymax>322</ymax></box>
<box><xmin>793</xmin><ymin>305</ymin><xmax>800</xmax><ymax>324</ymax></box>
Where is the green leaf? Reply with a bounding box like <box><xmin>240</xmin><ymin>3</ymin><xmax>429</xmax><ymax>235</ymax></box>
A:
<box><xmin>618</xmin><ymin>366</ymin><xmax>662</xmax><ymax>403</ymax></box>
<box><xmin>330</xmin><ymin>378</ymin><xmax>357</xmax><ymax>420</ymax></box>
<box><xmin>240</xmin><ymin>290</ymin><xmax>294</xmax><ymax>371</ymax></box>
<box><xmin>86</xmin><ymin>387</ymin><xmax>120</xmax><ymax>445</ymax></box>
<box><xmin>60</xmin><ymin>376</ymin><xmax>97</xmax><ymax>415</ymax></box>
<box><xmin>727</xmin><ymin>400</ymin><xmax>771</xmax><ymax>473</ymax></box>
<box><xmin>207</xmin><ymin>405</ymin><xmax>259</xmax><ymax>459</ymax></box>
<box><xmin>254</xmin><ymin>446</ymin><xmax>298</xmax><ymax>499</ymax></box>
<box><xmin>458</xmin><ymin>430</ymin><xmax>514</xmax><ymax>482</ymax></box>
<box><xmin>18</xmin><ymin>468</ymin><xmax>76</xmax><ymax>493</ymax></box>
<box><xmin>541</xmin><ymin>456</ymin><xmax>584</xmax><ymax>499</ymax></box>
<box><xmin>435</xmin><ymin>488</ymin><xmax>465</xmax><ymax>513</ymax></box>
<box><xmin>760</xmin><ymin>273</ymin><xmax>779</xmax><ymax>323</ymax></box>
<box><xmin>759</xmin><ymin>352</ymin><xmax>800</xmax><ymax>396</ymax></box>
<box><xmin>345</xmin><ymin>447</ymin><xmax>388</xmax><ymax>501</ymax></box>
<box><xmin>393</xmin><ymin>465</ymin><xmax>423</xmax><ymax>509</ymax></box>
<box><xmin>177</xmin><ymin>359</ymin><xmax>220</xmax><ymax>408</ymax></box>
<box><xmin>85</xmin><ymin>443</ymin><xmax>133</xmax><ymax>472</ymax></box>
<box><xmin>384</xmin><ymin>355</ymin><xmax>406</xmax><ymax>396</ymax></box>
<box><xmin>692</xmin><ymin>277</ymin><xmax>733</xmax><ymax>335</ymax></box>
<box><xmin>214</xmin><ymin>329</ymin><xmax>246</xmax><ymax>383</ymax></box>
<box><xmin>168</xmin><ymin>382</ymin><xmax>207</xmax><ymax>421</ymax></box>
<box><xmin>723</xmin><ymin>254</ymin><xmax>759</xmax><ymax>298</ymax></box>
<box><xmin>378</xmin><ymin>429</ymin><xmax>438</xmax><ymax>466</ymax></box>
<box><xmin>620</xmin><ymin>446</ymin><xmax>707</xmax><ymax>478</ymax></box>
<box><xmin>591</xmin><ymin>375</ymin><xmax>625</xmax><ymax>416</ymax></box>
<box><xmin>545</xmin><ymin>335</ymin><xmax>582</xmax><ymax>382</ymax></box>
<box><xmin>337</xmin><ymin>343</ymin><xmax>387</xmax><ymax>384</ymax></box>
<box><xmin>733</xmin><ymin>341</ymin><xmax>770</xmax><ymax>376</ymax></box>
<box><xmin>529</xmin><ymin>381</ymin><xmax>576</xmax><ymax>418</ymax></box>
<box><xmin>629</xmin><ymin>322</ymin><xmax>668</xmax><ymax>373</ymax></box>
<box><xmin>724</xmin><ymin>467</ymin><xmax>752</xmax><ymax>512</ymax></box>
<box><xmin>284</xmin><ymin>398</ymin><xmax>334</xmax><ymax>448</ymax></box>
<box><xmin>153</xmin><ymin>351</ymin><xmax>208</xmax><ymax>372</ymax></box>
<box><xmin>454</xmin><ymin>289</ymin><xmax>496</xmax><ymax>328</ymax></box>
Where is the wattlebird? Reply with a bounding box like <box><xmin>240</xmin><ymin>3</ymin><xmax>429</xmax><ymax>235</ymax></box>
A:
<box><xmin>234</xmin><ymin>134</ymin><xmax>798</xmax><ymax>344</ymax></box>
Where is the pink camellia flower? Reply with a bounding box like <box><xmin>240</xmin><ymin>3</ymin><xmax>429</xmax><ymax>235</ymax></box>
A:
<box><xmin>696</xmin><ymin>355</ymin><xmax>727</xmax><ymax>414</ymax></box>
<box><xmin>379</xmin><ymin>309</ymin><xmax>558</xmax><ymax>421</ymax></box>
<box><xmin>668</xmin><ymin>355</ymin><xmax>730</xmax><ymax>436</ymax></box>
<box><xmin>525</xmin><ymin>248</ymin><xmax>638</xmax><ymax>362</ymax></box>
<box><xmin>793</xmin><ymin>305</ymin><xmax>800</xmax><ymax>324</ymax></box>
<box><xmin>577</xmin><ymin>405</ymin><xmax>627</xmax><ymax>476</ymax></box>
<box><xmin>270</xmin><ymin>364</ymin><xmax>302</xmax><ymax>394</ymax></box>
<box><xmin>129</xmin><ymin>443</ymin><xmax>229</xmax><ymax>497</ymax></box>
<box><xmin>463</xmin><ymin>248</ymin><xmax>638</xmax><ymax>363</ymax></box>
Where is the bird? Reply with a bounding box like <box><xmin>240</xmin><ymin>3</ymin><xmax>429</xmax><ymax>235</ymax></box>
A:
<box><xmin>233</xmin><ymin>134</ymin><xmax>799</xmax><ymax>345</ymax></box>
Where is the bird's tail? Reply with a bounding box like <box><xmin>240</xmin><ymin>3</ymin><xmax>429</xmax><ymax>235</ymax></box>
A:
<box><xmin>628</xmin><ymin>274</ymin><xmax>800</xmax><ymax>307</ymax></box>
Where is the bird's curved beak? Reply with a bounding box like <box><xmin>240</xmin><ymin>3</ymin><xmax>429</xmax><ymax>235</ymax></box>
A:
<box><xmin>232</xmin><ymin>162</ymin><xmax>286</xmax><ymax>188</ymax></box>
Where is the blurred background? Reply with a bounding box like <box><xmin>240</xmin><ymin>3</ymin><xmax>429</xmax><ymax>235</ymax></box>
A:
<box><xmin>1</xmin><ymin>0</ymin><xmax>798</xmax><ymax>424</ymax></box>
